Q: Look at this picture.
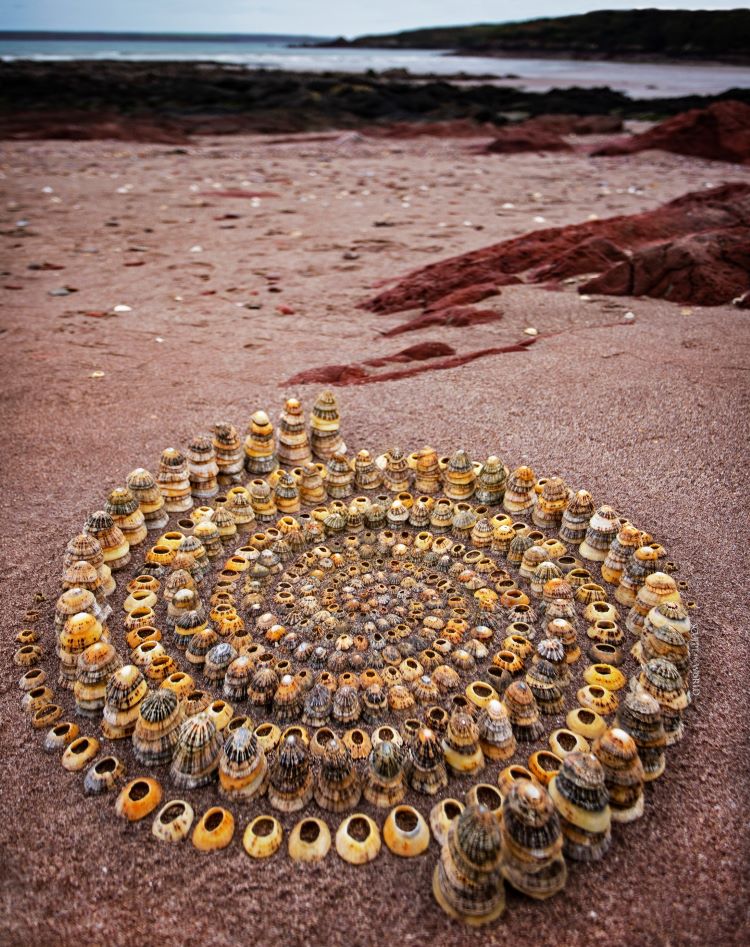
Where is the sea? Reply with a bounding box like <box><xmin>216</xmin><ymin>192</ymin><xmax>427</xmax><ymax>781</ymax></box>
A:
<box><xmin>1</xmin><ymin>33</ymin><xmax>748</xmax><ymax>99</ymax></box>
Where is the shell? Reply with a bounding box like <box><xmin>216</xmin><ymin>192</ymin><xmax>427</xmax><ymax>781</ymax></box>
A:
<box><xmin>115</xmin><ymin>777</ymin><xmax>162</xmax><ymax>821</ymax></box>
<box><xmin>592</xmin><ymin>727</ymin><xmax>645</xmax><ymax>822</ymax></box>
<box><xmin>268</xmin><ymin>734</ymin><xmax>313</xmax><ymax>812</ymax></box>
<box><xmin>62</xmin><ymin>735</ymin><xmax>100</xmax><ymax>771</ymax></box>
<box><xmin>314</xmin><ymin>736</ymin><xmax>361</xmax><ymax>812</ymax></box>
<box><xmin>442</xmin><ymin>711</ymin><xmax>484</xmax><ymax>775</ymax></box>
<box><xmin>132</xmin><ymin>689</ymin><xmax>184</xmax><ymax>766</ymax></box>
<box><xmin>430</xmin><ymin>798</ymin><xmax>465</xmax><ymax>846</ymax></box>
<box><xmin>406</xmin><ymin>727</ymin><xmax>448</xmax><ymax>795</ymax></box>
<box><xmin>501</xmin><ymin>780</ymin><xmax>567</xmax><ymax>900</ymax></box>
<box><xmin>363</xmin><ymin>739</ymin><xmax>406</xmax><ymax>808</ymax></box>
<box><xmin>615</xmin><ymin>690</ymin><xmax>666</xmax><ymax>781</ymax></box>
<box><xmin>477</xmin><ymin>699</ymin><xmax>516</xmax><ymax>761</ymax></box>
<box><xmin>310</xmin><ymin>390</ymin><xmax>346</xmax><ymax>460</ymax></box>
<box><xmin>383</xmin><ymin>805</ymin><xmax>431</xmax><ymax>857</ymax></box>
<box><xmin>83</xmin><ymin>756</ymin><xmax>125</xmax><ymax>796</ymax></box>
<box><xmin>432</xmin><ymin>803</ymin><xmax>505</xmax><ymax>926</ymax></box>
<box><xmin>170</xmin><ymin>712</ymin><xmax>223</xmax><ymax>789</ymax></box>
<box><xmin>244</xmin><ymin>410</ymin><xmax>278</xmax><ymax>475</ymax></box>
<box><xmin>288</xmin><ymin>817</ymin><xmax>331</xmax><ymax>863</ymax></box>
<box><xmin>243</xmin><ymin>815</ymin><xmax>283</xmax><ymax>858</ymax></box>
<box><xmin>503</xmin><ymin>681</ymin><xmax>544</xmax><ymax>742</ymax></box>
<box><xmin>335</xmin><ymin>814</ymin><xmax>381</xmax><ymax>865</ymax></box>
<box><xmin>218</xmin><ymin>726</ymin><xmax>268</xmax><ymax>800</ymax></box>
<box><xmin>152</xmin><ymin>799</ymin><xmax>195</xmax><ymax>842</ymax></box>
<box><xmin>548</xmin><ymin>752</ymin><xmax>611</xmax><ymax>861</ymax></box>
<box><xmin>277</xmin><ymin>398</ymin><xmax>312</xmax><ymax>466</ymax></box>
<box><xmin>44</xmin><ymin>721</ymin><xmax>79</xmax><ymax>752</ymax></box>
<box><xmin>101</xmin><ymin>665</ymin><xmax>147</xmax><ymax>739</ymax></box>
<box><xmin>192</xmin><ymin>806</ymin><xmax>235</xmax><ymax>852</ymax></box>
<box><xmin>532</xmin><ymin>476</ymin><xmax>569</xmax><ymax>529</ymax></box>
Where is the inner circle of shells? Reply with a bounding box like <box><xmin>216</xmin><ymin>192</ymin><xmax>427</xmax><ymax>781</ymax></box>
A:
<box><xmin>16</xmin><ymin>391</ymin><xmax>695</xmax><ymax>925</ymax></box>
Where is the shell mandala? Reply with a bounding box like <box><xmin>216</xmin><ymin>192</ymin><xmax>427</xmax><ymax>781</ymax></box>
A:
<box><xmin>17</xmin><ymin>391</ymin><xmax>697</xmax><ymax>923</ymax></box>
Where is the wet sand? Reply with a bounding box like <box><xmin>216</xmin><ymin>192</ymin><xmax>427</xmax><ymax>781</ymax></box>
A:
<box><xmin>1</xmin><ymin>133</ymin><xmax>749</xmax><ymax>946</ymax></box>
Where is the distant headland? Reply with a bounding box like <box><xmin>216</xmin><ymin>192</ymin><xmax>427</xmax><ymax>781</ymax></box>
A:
<box><xmin>309</xmin><ymin>8</ymin><xmax>750</xmax><ymax>65</ymax></box>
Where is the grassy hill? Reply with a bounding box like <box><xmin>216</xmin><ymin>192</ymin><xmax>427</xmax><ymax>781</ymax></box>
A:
<box><xmin>320</xmin><ymin>8</ymin><xmax>750</xmax><ymax>63</ymax></box>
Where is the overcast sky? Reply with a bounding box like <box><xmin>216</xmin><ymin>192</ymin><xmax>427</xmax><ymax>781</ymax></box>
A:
<box><xmin>0</xmin><ymin>1</ymin><xmax>741</xmax><ymax>37</ymax></box>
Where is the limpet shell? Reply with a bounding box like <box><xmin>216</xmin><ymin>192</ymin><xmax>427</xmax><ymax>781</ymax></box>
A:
<box><xmin>193</xmin><ymin>806</ymin><xmax>235</xmax><ymax>852</ymax></box>
<box><xmin>335</xmin><ymin>814</ymin><xmax>381</xmax><ymax>864</ymax></box>
<box><xmin>153</xmin><ymin>800</ymin><xmax>195</xmax><ymax>842</ymax></box>
<box><xmin>465</xmin><ymin>783</ymin><xmax>503</xmax><ymax>820</ymax></box>
<box><xmin>83</xmin><ymin>755</ymin><xmax>125</xmax><ymax>795</ymax></box>
<box><xmin>383</xmin><ymin>805</ymin><xmax>431</xmax><ymax>857</ymax></box>
<box><xmin>288</xmin><ymin>817</ymin><xmax>331</xmax><ymax>863</ymax></box>
<box><xmin>45</xmin><ymin>721</ymin><xmax>79</xmax><ymax>752</ymax></box>
<box><xmin>62</xmin><ymin>736</ymin><xmax>100</xmax><ymax>772</ymax></box>
<box><xmin>429</xmin><ymin>798</ymin><xmax>464</xmax><ymax>846</ymax></box>
<box><xmin>549</xmin><ymin>729</ymin><xmax>591</xmax><ymax>758</ymax></box>
<box><xmin>115</xmin><ymin>777</ymin><xmax>162</xmax><ymax>821</ymax></box>
<box><xmin>243</xmin><ymin>815</ymin><xmax>283</xmax><ymax>858</ymax></box>
<box><xmin>32</xmin><ymin>703</ymin><xmax>62</xmax><ymax>729</ymax></box>
<box><xmin>566</xmin><ymin>707</ymin><xmax>607</xmax><ymax>740</ymax></box>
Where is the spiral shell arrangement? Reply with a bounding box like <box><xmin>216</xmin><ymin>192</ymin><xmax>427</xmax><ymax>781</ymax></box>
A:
<box><xmin>14</xmin><ymin>390</ymin><xmax>697</xmax><ymax>926</ymax></box>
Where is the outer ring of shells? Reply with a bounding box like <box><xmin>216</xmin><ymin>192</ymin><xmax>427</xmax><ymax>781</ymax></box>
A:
<box><xmin>16</xmin><ymin>391</ymin><xmax>696</xmax><ymax>925</ymax></box>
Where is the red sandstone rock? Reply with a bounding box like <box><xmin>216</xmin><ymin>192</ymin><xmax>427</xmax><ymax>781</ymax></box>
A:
<box><xmin>424</xmin><ymin>282</ymin><xmax>502</xmax><ymax>311</ymax></box>
<box><xmin>541</xmin><ymin>114</ymin><xmax>624</xmax><ymax>135</ymax></box>
<box><xmin>365</xmin><ymin>183</ymin><xmax>750</xmax><ymax>313</ymax></box>
<box><xmin>364</xmin><ymin>342</ymin><xmax>455</xmax><ymax>365</ymax></box>
<box><xmin>592</xmin><ymin>100</ymin><xmax>750</xmax><ymax>164</ymax></box>
<box><xmin>580</xmin><ymin>230</ymin><xmax>750</xmax><ymax>306</ymax></box>
<box><xmin>380</xmin><ymin>307</ymin><xmax>503</xmax><ymax>337</ymax></box>
<box><xmin>484</xmin><ymin>125</ymin><xmax>572</xmax><ymax>154</ymax></box>
<box><xmin>0</xmin><ymin>111</ymin><xmax>190</xmax><ymax>144</ymax></box>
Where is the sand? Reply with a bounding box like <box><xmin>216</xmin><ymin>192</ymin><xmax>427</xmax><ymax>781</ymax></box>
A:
<box><xmin>1</xmin><ymin>132</ymin><xmax>749</xmax><ymax>946</ymax></box>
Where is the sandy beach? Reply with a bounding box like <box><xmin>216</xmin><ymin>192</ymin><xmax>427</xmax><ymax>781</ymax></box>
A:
<box><xmin>1</xmin><ymin>129</ymin><xmax>749</xmax><ymax>945</ymax></box>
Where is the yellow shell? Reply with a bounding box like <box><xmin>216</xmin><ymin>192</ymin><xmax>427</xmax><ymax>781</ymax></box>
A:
<box><xmin>243</xmin><ymin>816</ymin><xmax>283</xmax><ymax>858</ymax></box>
<box><xmin>254</xmin><ymin>722</ymin><xmax>282</xmax><ymax>753</ymax></box>
<box><xmin>192</xmin><ymin>806</ymin><xmax>235</xmax><ymax>852</ymax></box>
<box><xmin>288</xmin><ymin>817</ymin><xmax>332</xmax><ymax>863</ymax></box>
<box><xmin>577</xmin><ymin>685</ymin><xmax>619</xmax><ymax>715</ymax></box>
<box><xmin>160</xmin><ymin>671</ymin><xmax>195</xmax><ymax>699</ymax></box>
<box><xmin>465</xmin><ymin>783</ymin><xmax>503</xmax><ymax>819</ymax></box>
<box><xmin>465</xmin><ymin>681</ymin><xmax>498</xmax><ymax>710</ymax></box>
<box><xmin>61</xmin><ymin>736</ymin><xmax>99</xmax><ymax>772</ymax></box>
<box><xmin>205</xmin><ymin>698</ymin><xmax>234</xmax><ymax>731</ymax></box>
<box><xmin>115</xmin><ymin>777</ymin><xmax>162</xmax><ymax>821</ymax></box>
<box><xmin>343</xmin><ymin>727</ymin><xmax>372</xmax><ymax>760</ymax></box>
<box><xmin>583</xmin><ymin>663</ymin><xmax>626</xmax><ymax>692</ymax></box>
<box><xmin>335</xmin><ymin>814</ymin><xmax>381</xmax><ymax>864</ymax></box>
<box><xmin>549</xmin><ymin>728</ymin><xmax>591</xmax><ymax>757</ymax></box>
<box><xmin>383</xmin><ymin>805</ymin><xmax>431</xmax><ymax>857</ymax></box>
<box><xmin>429</xmin><ymin>798</ymin><xmax>464</xmax><ymax>846</ymax></box>
<box><xmin>566</xmin><ymin>707</ymin><xmax>607</xmax><ymax>740</ymax></box>
<box><xmin>152</xmin><ymin>800</ymin><xmax>195</xmax><ymax>842</ymax></box>
<box><xmin>44</xmin><ymin>721</ymin><xmax>79</xmax><ymax>752</ymax></box>
<box><xmin>528</xmin><ymin>749</ymin><xmax>563</xmax><ymax>786</ymax></box>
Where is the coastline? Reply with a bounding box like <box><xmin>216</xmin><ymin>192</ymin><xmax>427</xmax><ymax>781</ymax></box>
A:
<box><xmin>1</xmin><ymin>60</ymin><xmax>748</xmax><ymax>143</ymax></box>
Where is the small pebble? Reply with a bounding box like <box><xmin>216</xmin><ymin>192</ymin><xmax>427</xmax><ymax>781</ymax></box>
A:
<box><xmin>112</xmin><ymin>304</ymin><xmax>132</xmax><ymax>313</ymax></box>
<box><xmin>623</xmin><ymin>311</ymin><xmax>636</xmax><ymax>323</ymax></box>
<box><xmin>524</xmin><ymin>327</ymin><xmax>538</xmax><ymax>337</ymax></box>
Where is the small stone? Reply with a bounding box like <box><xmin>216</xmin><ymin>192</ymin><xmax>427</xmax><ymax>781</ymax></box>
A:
<box><xmin>189</xmin><ymin>245</ymin><xmax>203</xmax><ymax>253</ymax></box>
<box><xmin>112</xmin><ymin>304</ymin><xmax>132</xmax><ymax>313</ymax></box>
<box><xmin>623</xmin><ymin>311</ymin><xmax>636</xmax><ymax>323</ymax></box>
<box><xmin>90</xmin><ymin>371</ymin><xmax>105</xmax><ymax>378</ymax></box>
<box><xmin>523</xmin><ymin>327</ymin><xmax>538</xmax><ymax>337</ymax></box>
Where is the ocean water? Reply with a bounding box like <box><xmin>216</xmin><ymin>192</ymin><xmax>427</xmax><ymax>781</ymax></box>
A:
<box><xmin>1</xmin><ymin>35</ymin><xmax>748</xmax><ymax>98</ymax></box>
